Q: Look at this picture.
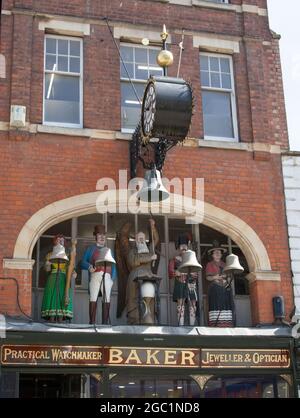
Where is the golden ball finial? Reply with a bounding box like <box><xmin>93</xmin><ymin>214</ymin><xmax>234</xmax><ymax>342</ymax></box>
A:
<box><xmin>157</xmin><ymin>49</ymin><xmax>174</xmax><ymax>68</ymax></box>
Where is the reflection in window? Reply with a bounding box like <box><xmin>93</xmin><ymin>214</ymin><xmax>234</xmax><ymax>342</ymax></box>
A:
<box><xmin>200</xmin><ymin>53</ymin><xmax>237</xmax><ymax>141</ymax></box>
<box><xmin>110</xmin><ymin>375</ymin><xmax>201</xmax><ymax>398</ymax></box>
<box><xmin>44</xmin><ymin>36</ymin><xmax>82</xmax><ymax>127</ymax></box>
<box><xmin>203</xmin><ymin>376</ymin><xmax>290</xmax><ymax>398</ymax></box>
<box><xmin>120</xmin><ymin>44</ymin><xmax>163</xmax><ymax>131</ymax></box>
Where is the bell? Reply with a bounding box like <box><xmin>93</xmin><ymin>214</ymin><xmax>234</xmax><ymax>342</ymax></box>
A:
<box><xmin>138</xmin><ymin>168</ymin><xmax>169</xmax><ymax>202</ymax></box>
<box><xmin>223</xmin><ymin>253</ymin><xmax>244</xmax><ymax>274</ymax></box>
<box><xmin>178</xmin><ymin>250</ymin><xmax>202</xmax><ymax>273</ymax></box>
<box><xmin>95</xmin><ymin>247</ymin><xmax>116</xmax><ymax>267</ymax></box>
<box><xmin>49</xmin><ymin>244</ymin><xmax>69</xmax><ymax>262</ymax></box>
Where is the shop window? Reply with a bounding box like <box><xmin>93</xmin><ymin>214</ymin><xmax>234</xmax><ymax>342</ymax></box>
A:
<box><xmin>200</xmin><ymin>53</ymin><xmax>238</xmax><ymax>141</ymax></box>
<box><xmin>0</xmin><ymin>371</ymin><xmax>19</xmax><ymax>398</ymax></box>
<box><xmin>43</xmin><ymin>35</ymin><xmax>83</xmax><ymax>128</ymax></box>
<box><xmin>203</xmin><ymin>376</ymin><xmax>290</xmax><ymax>398</ymax></box>
<box><xmin>17</xmin><ymin>373</ymin><xmax>105</xmax><ymax>398</ymax></box>
<box><xmin>110</xmin><ymin>374</ymin><xmax>201</xmax><ymax>398</ymax></box>
<box><xmin>120</xmin><ymin>44</ymin><xmax>163</xmax><ymax>132</ymax></box>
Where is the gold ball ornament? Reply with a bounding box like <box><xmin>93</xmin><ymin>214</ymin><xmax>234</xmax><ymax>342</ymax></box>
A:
<box><xmin>157</xmin><ymin>49</ymin><xmax>174</xmax><ymax>68</ymax></box>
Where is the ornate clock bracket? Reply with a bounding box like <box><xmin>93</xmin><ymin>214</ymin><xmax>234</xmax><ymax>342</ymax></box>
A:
<box><xmin>130</xmin><ymin>122</ymin><xmax>182</xmax><ymax>178</ymax></box>
<box><xmin>129</xmin><ymin>25</ymin><xmax>194</xmax><ymax>182</ymax></box>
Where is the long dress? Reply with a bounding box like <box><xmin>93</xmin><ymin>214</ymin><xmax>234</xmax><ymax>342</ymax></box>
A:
<box><xmin>41</xmin><ymin>259</ymin><xmax>73</xmax><ymax>320</ymax></box>
<box><xmin>206</xmin><ymin>260</ymin><xmax>234</xmax><ymax>327</ymax></box>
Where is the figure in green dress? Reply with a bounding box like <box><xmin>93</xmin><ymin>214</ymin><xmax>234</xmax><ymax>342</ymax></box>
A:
<box><xmin>41</xmin><ymin>234</ymin><xmax>77</xmax><ymax>322</ymax></box>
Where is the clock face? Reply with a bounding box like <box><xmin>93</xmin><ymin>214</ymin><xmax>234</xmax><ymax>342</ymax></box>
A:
<box><xmin>142</xmin><ymin>83</ymin><xmax>156</xmax><ymax>136</ymax></box>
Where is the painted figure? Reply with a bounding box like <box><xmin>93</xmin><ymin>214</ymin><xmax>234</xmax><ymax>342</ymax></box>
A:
<box><xmin>125</xmin><ymin>218</ymin><xmax>160</xmax><ymax>324</ymax></box>
<box><xmin>81</xmin><ymin>225</ymin><xmax>116</xmax><ymax>324</ymax></box>
<box><xmin>169</xmin><ymin>233</ymin><xmax>198</xmax><ymax>326</ymax></box>
<box><xmin>41</xmin><ymin>234</ymin><xmax>76</xmax><ymax>322</ymax></box>
<box><xmin>205</xmin><ymin>241</ymin><xmax>234</xmax><ymax>327</ymax></box>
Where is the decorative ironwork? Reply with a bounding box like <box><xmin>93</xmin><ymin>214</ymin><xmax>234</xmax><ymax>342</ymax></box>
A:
<box><xmin>130</xmin><ymin>124</ymin><xmax>187</xmax><ymax>178</ymax></box>
<box><xmin>279</xmin><ymin>374</ymin><xmax>293</xmax><ymax>386</ymax></box>
<box><xmin>190</xmin><ymin>374</ymin><xmax>214</xmax><ymax>391</ymax></box>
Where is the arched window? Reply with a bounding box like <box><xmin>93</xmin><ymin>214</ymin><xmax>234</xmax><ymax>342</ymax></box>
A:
<box><xmin>31</xmin><ymin>212</ymin><xmax>251</xmax><ymax>326</ymax></box>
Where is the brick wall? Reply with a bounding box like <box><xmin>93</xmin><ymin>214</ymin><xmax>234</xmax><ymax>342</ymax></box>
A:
<box><xmin>0</xmin><ymin>0</ymin><xmax>294</xmax><ymax>324</ymax></box>
<box><xmin>0</xmin><ymin>0</ymin><xmax>289</xmax><ymax>146</ymax></box>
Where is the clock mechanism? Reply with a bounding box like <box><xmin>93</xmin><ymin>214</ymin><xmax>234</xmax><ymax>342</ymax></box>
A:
<box><xmin>141</xmin><ymin>76</ymin><xmax>193</xmax><ymax>142</ymax></box>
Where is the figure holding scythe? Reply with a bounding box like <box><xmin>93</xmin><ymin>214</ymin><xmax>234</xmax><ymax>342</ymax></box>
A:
<box><xmin>115</xmin><ymin>218</ymin><xmax>160</xmax><ymax>325</ymax></box>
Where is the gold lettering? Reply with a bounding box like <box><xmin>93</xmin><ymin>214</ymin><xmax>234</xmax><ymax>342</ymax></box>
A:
<box><xmin>146</xmin><ymin>350</ymin><xmax>160</xmax><ymax>365</ymax></box>
<box><xmin>164</xmin><ymin>350</ymin><xmax>177</xmax><ymax>365</ymax></box>
<box><xmin>201</xmin><ymin>351</ymin><xmax>210</xmax><ymax>365</ymax></box>
<box><xmin>109</xmin><ymin>349</ymin><xmax>123</xmax><ymax>364</ymax></box>
<box><xmin>125</xmin><ymin>349</ymin><xmax>142</xmax><ymax>364</ymax></box>
<box><xmin>181</xmin><ymin>350</ymin><xmax>195</xmax><ymax>366</ymax></box>
<box><xmin>3</xmin><ymin>348</ymin><xmax>12</xmax><ymax>361</ymax></box>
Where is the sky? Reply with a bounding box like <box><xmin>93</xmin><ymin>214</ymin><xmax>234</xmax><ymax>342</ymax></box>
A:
<box><xmin>267</xmin><ymin>0</ymin><xmax>300</xmax><ymax>151</ymax></box>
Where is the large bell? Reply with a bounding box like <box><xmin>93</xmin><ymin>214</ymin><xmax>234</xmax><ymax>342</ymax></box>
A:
<box><xmin>49</xmin><ymin>244</ymin><xmax>69</xmax><ymax>262</ymax></box>
<box><xmin>223</xmin><ymin>253</ymin><xmax>244</xmax><ymax>274</ymax></box>
<box><xmin>178</xmin><ymin>250</ymin><xmax>202</xmax><ymax>273</ymax></box>
<box><xmin>138</xmin><ymin>168</ymin><xmax>169</xmax><ymax>202</ymax></box>
<box><xmin>95</xmin><ymin>247</ymin><xmax>116</xmax><ymax>267</ymax></box>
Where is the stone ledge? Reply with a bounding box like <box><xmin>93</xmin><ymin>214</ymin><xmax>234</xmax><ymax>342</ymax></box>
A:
<box><xmin>246</xmin><ymin>271</ymin><xmax>281</xmax><ymax>283</ymax></box>
<box><xmin>0</xmin><ymin>122</ymin><xmax>283</xmax><ymax>155</ymax></box>
<box><xmin>3</xmin><ymin>259</ymin><xmax>35</xmax><ymax>270</ymax></box>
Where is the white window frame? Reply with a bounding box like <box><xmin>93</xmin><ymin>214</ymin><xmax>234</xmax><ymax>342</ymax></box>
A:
<box><xmin>200</xmin><ymin>52</ymin><xmax>238</xmax><ymax>142</ymax></box>
<box><xmin>43</xmin><ymin>34</ymin><xmax>83</xmax><ymax>129</ymax></box>
<box><xmin>204</xmin><ymin>0</ymin><xmax>229</xmax><ymax>3</ymax></box>
<box><xmin>120</xmin><ymin>42</ymin><xmax>163</xmax><ymax>134</ymax></box>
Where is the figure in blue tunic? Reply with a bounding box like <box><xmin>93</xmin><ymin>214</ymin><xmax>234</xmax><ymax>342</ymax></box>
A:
<box><xmin>81</xmin><ymin>224</ymin><xmax>116</xmax><ymax>324</ymax></box>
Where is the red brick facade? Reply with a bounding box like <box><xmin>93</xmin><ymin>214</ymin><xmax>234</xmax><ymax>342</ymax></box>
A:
<box><xmin>0</xmin><ymin>0</ymin><xmax>293</xmax><ymax>325</ymax></box>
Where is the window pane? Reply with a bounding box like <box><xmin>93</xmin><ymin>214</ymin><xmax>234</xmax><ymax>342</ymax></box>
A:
<box><xmin>57</xmin><ymin>55</ymin><xmax>68</xmax><ymax>72</ymax></box>
<box><xmin>149</xmin><ymin>66</ymin><xmax>163</xmax><ymax>78</ymax></box>
<box><xmin>200</xmin><ymin>55</ymin><xmax>209</xmax><ymax>71</ymax></box>
<box><xmin>211</xmin><ymin>72</ymin><xmax>221</xmax><ymax>88</ymax></box>
<box><xmin>221</xmin><ymin>73</ymin><xmax>231</xmax><ymax>89</ymax></box>
<box><xmin>70</xmin><ymin>57</ymin><xmax>80</xmax><ymax>73</ymax></box>
<box><xmin>46</xmin><ymin>54</ymin><xmax>56</xmax><ymax>71</ymax></box>
<box><xmin>135</xmin><ymin>48</ymin><xmax>148</xmax><ymax>64</ymax></box>
<box><xmin>46</xmin><ymin>38</ymin><xmax>56</xmax><ymax>54</ymax></box>
<box><xmin>202</xmin><ymin>90</ymin><xmax>234</xmax><ymax>138</ymax></box>
<box><xmin>209</xmin><ymin>57</ymin><xmax>219</xmax><ymax>72</ymax></box>
<box><xmin>121</xmin><ymin>82</ymin><xmax>144</xmax><ymax>130</ymax></box>
<box><xmin>220</xmin><ymin>57</ymin><xmax>230</xmax><ymax>73</ymax></box>
<box><xmin>58</xmin><ymin>39</ymin><xmax>68</xmax><ymax>55</ymax></box>
<box><xmin>70</xmin><ymin>40</ymin><xmax>81</xmax><ymax>57</ymax></box>
<box><xmin>44</xmin><ymin>74</ymin><xmax>80</xmax><ymax>125</ymax></box>
<box><xmin>135</xmin><ymin>64</ymin><xmax>148</xmax><ymax>80</ymax></box>
<box><xmin>120</xmin><ymin>62</ymin><xmax>134</xmax><ymax>79</ymax></box>
<box><xmin>200</xmin><ymin>70</ymin><xmax>210</xmax><ymax>87</ymax></box>
<box><xmin>121</xmin><ymin>45</ymin><xmax>133</xmax><ymax>62</ymax></box>
<box><xmin>149</xmin><ymin>49</ymin><xmax>158</xmax><ymax>65</ymax></box>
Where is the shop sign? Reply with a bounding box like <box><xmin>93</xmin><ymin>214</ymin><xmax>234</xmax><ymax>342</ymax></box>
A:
<box><xmin>201</xmin><ymin>349</ymin><xmax>290</xmax><ymax>369</ymax></box>
<box><xmin>0</xmin><ymin>345</ymin><xmax>290</xmax><ymax>369</ymax></box>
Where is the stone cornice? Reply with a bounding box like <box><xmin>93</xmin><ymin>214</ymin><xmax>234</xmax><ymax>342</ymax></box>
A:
<box><xmin>3</xmin><ymin>258</ymin><xmax>35</xmax><ymax>270</ymax></box>
<box><xmin>246</xmin><ymin>271</ymin><xmax>281</xmax><ymax>283</ymax></box>
<box><xmin>0</xmin><ymin>122</ymin><xmax>284</xmax><ymax>155</ymax></box>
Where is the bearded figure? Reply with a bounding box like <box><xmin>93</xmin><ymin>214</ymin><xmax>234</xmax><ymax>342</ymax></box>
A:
<box><xmin>115</xmin><ymin>219</ymin><xmax>160</xmax><ymax>325</ymax></box>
